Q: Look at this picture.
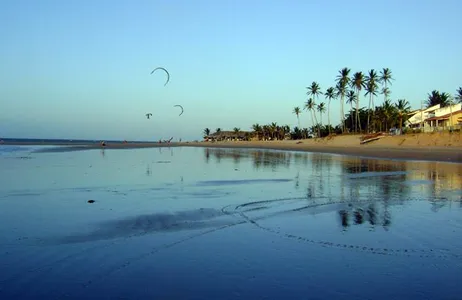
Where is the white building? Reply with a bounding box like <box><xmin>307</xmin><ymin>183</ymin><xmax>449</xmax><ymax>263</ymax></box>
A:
<box><xmin>405</xmin><ymin>103</ymin><xmax>462</xmax><ymax>132</ymax></box>
<box><xmin>405</xmin><ymin>104</ymin><xmax>440</xmax><ymax>130</ymax></box>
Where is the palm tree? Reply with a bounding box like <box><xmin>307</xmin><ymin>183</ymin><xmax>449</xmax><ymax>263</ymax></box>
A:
<box><xmin>336</xmin><ymin>68</ymin><xmax>351</xmax><ymax>133</ymax></box>
<box><xmin>380</xmin><ymin>68</ymin><xmax>393</xmax><ymax>103</ymax></box>
<box><xmin>365</xmin><ymin>69</ymin><xmax>379</xmax><ymax>132</ymax></box>
<box><xmin>346</xmin><ymin>90</ymin><xmax>357</xmax><ymax>131</ymax></box>
<box><xmin>455</xmin><ymin>87</ymin><xmax>462</xmax><ymax>103</ymax></box>
<box><xmin>252</xmin><ymin>124</ymin><xmax>262</xmax><ymax>140</ymax></box>
<box><xmin>426</xmin><ymin>90</ymin><xmax>451</xmax><ymax>108</ymax></box>
<box><xmin>395</xmin><ymin>99</ymin><xmax>411</xmax><ymax>133</ymax></box>
<box><xmin>293</xmin><ymin>106</ymin><xmax>301</xmax><ymax>128</ymax></box>
<box><xmin>317</xmin><ymin>102</ymin><xmax>326</xmax><ymax>127</ymax></box>
<box><xmin>324</xmin><ymin>87</ymin><xmax>335</xmax><ymax>135</ymax></box>
<box><xmin>307</xmin><ymin>82</ymin><xmax>322</xmax><ymax>137</ymax></box>
<box><xmin>351</xmin><ymin>72</ymin><xmax>365</xmax><ymax>133</ymax></box>
<box><xmin>146</xmin><ymin>113</ymin><xmax>152</xmax><ymax>119</ymax></box>
<box><xmin>307</xmin><ymin>82</ymin><xmax>322</xmax><ymax>108</ymax></box>
<box><xmin>233</xmin><ymin>127</ymin><xmax>240</xmax><ymax>134</ymax></box>
<box><xmin>203</xmin><ymin>128</ymin><xmax>210</xmax><ymax>137</ymax></box>
<box><xmin>305</xmin><ymin>98</ymin><xmax>320</xmax><ymax>137</ymax></box>
<box><xmin>382</xmin><ymin>99</ymin><xmax>395</xmax><ymax>131</ymax></box>
<box><xmin>216</xmin><ymin>128</ymin><xmax>222</xmax><ymax>134</ymax></box>
<box><xmin>269</xmin><ymin>122</ymin><xmax>278</xmax><ymax>140</ymax></box>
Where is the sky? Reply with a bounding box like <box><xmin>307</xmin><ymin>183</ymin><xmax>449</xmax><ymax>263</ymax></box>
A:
<box><xmin>1</xmin><ymin>0</ymin><xmax>461</xmax><ymax>141</ymax></box>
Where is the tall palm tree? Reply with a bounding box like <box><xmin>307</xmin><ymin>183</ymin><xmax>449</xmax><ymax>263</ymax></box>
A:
<box><xmin>305</xmin><ymin>98</ymin><xmax>320</xmax><ymax>137</ymax></box>
<box><xmin>324</xmin><ymin>87</ymin><xmax>335</xmax><ymax>134</ymax></box>
<box><xmin>336</xmin><ymin>68</ymin><xmax>351</xmax><ymax>133</ymax></box>
<box><xmin>380</xmin><ymin>68</ymin><xmax>393</xmax><ymax>103</ymax></box>
<box><xmin>365</xmin><ymin>69</ymin><xmax>379</xmax><ymax>132</ymax></box>
<box><xmin>381</xmin><ymin>87</ymin><xmax>390</xmax><ymax>102</ymax></box>
<box><xmin>293</xmin><ymin>106</ymin><xmax>301</xmax><ymax>128</ymax></box>
<box><xmin>346</xmin><ymin>90</ymin><xmax>357</xmax><ymax>131</ymax></box>
<box><xmin>455</xmin><ymin>87</ymin><xmax>462</xmax><ymax>103</ymax></box>
<box><xmin>307</xmin><ymin>81</ymin><xmax>322</xmax><ymax>106</ymax></box>
<box><xmin>303</xmin><ymin>100</ymin><xmax>314</xmax><ymax>128</ymax></box>
<box><xmin>203</xmin><ymin>128</ymin><xmax>210</xmax><ymax>137</ymax></box>
<box><xmin>317</xmin><ymin>102</ymin><xmax>326</xmax><ymax>127</ymax></box>
<box><xmin>351</xmin><ymin>72</ymin><xmax>365</xmax><ymax>133</ymax></box>
<box><xmin>307</xmin><ymin>82</ymin><xmax>322</xmax><ymax>137</ymax></box>
<box><xmin>395</xmin><ymin>99</ymin><xmax>411</xmax><ymax>133</ymax></box>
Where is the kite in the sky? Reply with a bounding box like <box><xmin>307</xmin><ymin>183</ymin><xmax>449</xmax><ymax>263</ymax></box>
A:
<box><xmin>150</xmin><ymin>67</ymin><xmax>170</xmax><ymax>86</ymax></box>
<box><xmin>146</xmin><ymin>113</ymin><xmax>152</xmax><ymax>119</ymax></box>
<box><xmin>174</xmin><ymin>104</ymin><xmax>184</xmax><ymax>116</ymax></box>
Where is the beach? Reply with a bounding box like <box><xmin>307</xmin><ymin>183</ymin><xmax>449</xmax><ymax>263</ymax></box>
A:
<box><xmin>9</xmin><ymin>133</ymin><xmax>461</xmax><ymax>163</ymax></box>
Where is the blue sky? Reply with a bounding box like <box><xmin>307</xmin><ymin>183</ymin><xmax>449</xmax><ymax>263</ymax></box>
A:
<box><xmin>1</xmin><ymin>0</ymin><xmax>461</xmax><ymax>141</ymax></box>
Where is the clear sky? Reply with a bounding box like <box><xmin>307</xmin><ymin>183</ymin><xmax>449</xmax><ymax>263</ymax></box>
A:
<box><xmin>1</xmin><ymin>0</ymin><xmax>461</xmax><ymax>141</ymax></box>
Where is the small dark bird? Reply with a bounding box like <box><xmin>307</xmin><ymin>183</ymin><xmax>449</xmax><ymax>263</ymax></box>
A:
<box><xmin>87</xmin><ymin>200</ymin><xmax>95</xmax><ymax>204</ymax></box>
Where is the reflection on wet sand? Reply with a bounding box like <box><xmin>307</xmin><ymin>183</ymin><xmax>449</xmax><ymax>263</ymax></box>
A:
<box><xmin>203</xmin><ymin>147</ymin><xmax>462</xmax><ymax>211</ymax></box>
<box><xmin>339</xmin><ymin>202</ymin><xmax>391</xmax><ymax>231</ymax></box>
<box><xmin>48</xmin><ymin>208</ymin><xmax>232</xmax><ymax>244</ymax></box>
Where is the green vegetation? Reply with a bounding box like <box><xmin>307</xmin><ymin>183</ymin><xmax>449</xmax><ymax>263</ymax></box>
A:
<box><xmin>202</xmin><ymin>68</ymin><xmax>461</xmax><ymax>140</ymax></box>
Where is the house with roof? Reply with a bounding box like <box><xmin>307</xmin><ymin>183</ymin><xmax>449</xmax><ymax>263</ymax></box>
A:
<box><xmin>424</xmin><ymin>103</ymin><xmax>462</xmax><ymax>131</ymax></box>
<box><xmin>405</xmin><ymin>104</ymin><xmax>440</xmax><ymax>131</ymax></box>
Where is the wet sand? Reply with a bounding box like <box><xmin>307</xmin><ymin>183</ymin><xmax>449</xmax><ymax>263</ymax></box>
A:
<box><xmin>8</xmin><ymin>133</ymin><xmax>461</xmax><ymax>163</ymax></box>
<box><xmin>1</xmin><ymin>145</ymin><xmax>462</xmax><ymax>299</ymax></box>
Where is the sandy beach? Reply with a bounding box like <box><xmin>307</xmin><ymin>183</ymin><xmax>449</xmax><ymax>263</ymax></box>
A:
<box><xmin>8</xmin><ymin>133</ymin><xmax>461</xmax><ymax>163</ymax></box>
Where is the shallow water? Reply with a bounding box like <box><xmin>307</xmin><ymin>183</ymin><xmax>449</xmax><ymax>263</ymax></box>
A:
<box><xmin>0</xmin><ymin>145</ymin><xmax>461</xmax><ymax>299</ymax></box>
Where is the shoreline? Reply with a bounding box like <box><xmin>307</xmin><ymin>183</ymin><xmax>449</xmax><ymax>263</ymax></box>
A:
<box><xmin>2</xmin><ymin>135</ymin><xmax>462</xmax><ymax>164</ymax></box>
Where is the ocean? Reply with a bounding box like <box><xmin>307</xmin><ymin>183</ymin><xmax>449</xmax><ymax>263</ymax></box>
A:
<box><xmin>0</xmin><ymin>145</ymin><xmax>461</xmax><ymax>299</ymax></box>
<box><xmin>0</xmin><ymin>138</ymin><xmax>153</xmax><ymax>145</ymax></box>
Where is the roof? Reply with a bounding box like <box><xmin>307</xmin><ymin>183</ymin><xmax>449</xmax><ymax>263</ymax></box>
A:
<box><xmin>426</xmin><ymin>109</ymin><xmax>462</xmax><ymax>121</ymax></box>
<box><xmin>408</xmin><ymin>109</ymin><xmax>421</xmax><ymax>116</ymax></box>
<box><xmin>206</xmin><ymin>131</ymin><xmax>250</xmax><ymax>138</ymax></box>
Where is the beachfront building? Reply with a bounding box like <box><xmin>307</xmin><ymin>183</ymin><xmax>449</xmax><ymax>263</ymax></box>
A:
<box><xmin>405</xmin><ymin>104</ymin><xmax>440</xmax><ymax>131</ymax></box>
<box><xmin>405</xmin><ymin>103</ymin><xmax>462</xmax><ymax>132</ymax></box>
<box><xmin>203</xmin><ymin>130</ymin><xmax>251</xmax><ymax>142</ymax></box>
<box><xmin>424</xmin><ymin>103</ymin><xmax>462</xmax><ymax>132</ymax></box>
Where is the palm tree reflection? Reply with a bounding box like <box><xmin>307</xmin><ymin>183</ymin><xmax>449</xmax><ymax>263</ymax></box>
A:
<box><xmin>339</xmin><ymin>210</ymin><xmax>349</xmax><ymax>230</ymax></box>
<box><xmin>338</xmin><ymin>203</ymin><xmax>391</xmax><ymax>231</ymax></box>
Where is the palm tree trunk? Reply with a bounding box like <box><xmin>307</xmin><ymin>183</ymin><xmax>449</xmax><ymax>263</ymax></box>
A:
<box><xmin>349</xmin><ymin>103</ymin><xmax>353</xmax><ymax>133</ymax></box>
<box><xmin>367</xmin><ymin>94</ymin><xmax>372</xmax><ymax>133</ymax></box>
<box><xmin>328</xmin><ymin>100</ymin><xmax>331</xmax><ymax>135</ymax></box>
<box><xmin>341</xmin><ymin>95</ymin><xmax>345</xmax><ymax>133</ymax></box>
<box><xmin>356</xmin><ymin>91</ymin><xmax>361</xmax><ymax>133</ymax></box>
<box><xmin>316</xmin><ymin>96</ymin><xmax>321</xmax><ymax>137</ymax></box>
<box><xmin>312</xmin><ymin>109</ymin><xmax>320</xmax><ymax>137</ymax></box>
<box><xmin>399</xmin><ymin>116</ymin><xmax>403</xmax><ymax>134</ymax></box>
<box><xmin>371</xmin><ymin>95</ymin><xmax>375</xmax><ymax>132</ymax></box>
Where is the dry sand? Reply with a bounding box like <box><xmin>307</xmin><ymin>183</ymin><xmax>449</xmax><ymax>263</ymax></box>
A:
<box><xmin>4</xmin><ymin>133</ymin><xmax>462</xmax><ymax>163</ymax></box>
<box><xmin>183</xmin><ymin>133</ymin><xmax>462</xmax><ymax>163</ymax></box>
